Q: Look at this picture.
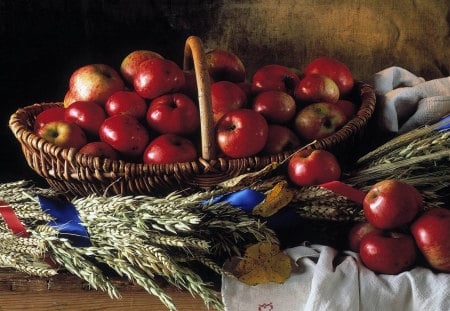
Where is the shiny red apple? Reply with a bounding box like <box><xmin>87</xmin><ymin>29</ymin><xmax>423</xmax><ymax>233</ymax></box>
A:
<box><xmin>211</xmin><ymin>81</ymin><xmax>247</xmax><ymax>125</ymax></box>
<box><xmin>78</xmin><ymin>141</ymin><xmax>120</xmax><ymax>160</ymax></box>
<box><xmin>363</xmin><ymin>179</ymin><xmax>422</xmax><ymax>229</ymax></box>
<box><xmin>411</xmin><ymin>208</ymin><xmax>450</xmax><ymax>272</ymax></box>
<box><xmin>335</xmin><ymin>99</ymin><xmax>357</xmax><ymax>119</ymax></box>
<box><xmin>294</xmin><ymin>74</ymin><xmax>340</xmax><ymax>104</ymax></box>
<box><xmin>348</xmin><ymin>222</ymin><xmax>384</xmax><ymax>252</ymax></box>
<box><xmin>251</xmin><ymin>64</ymin><xmax>300</xmax><ymax>96</ymax></box>
<box><xmin>205</xmin><ymin>49</ymin><xmax>246</xmax><ymax>83</ymax></box>
<box><xmin>252</xmin><ymin>90</ymin><xmax>296</xmax><ymax>124</ymax></box>
<box><xmin>64</xmin><ymin>100</ymin><xmax>106</xmax><ymax>138</ymax></box>
<box><xmin>263</xmin><ymin>124</ymin><xmax>301</xmax><ymax>154</ymax></box>
<box><xmin>359</xmin><ymin>231</ymin><xmax>417</xmax><ymax>274</ymax></box>
<box><xmin>143</xmin><ymin>134</ymin><xmax>197</xmax><ymax>164</ymax></box>
<box><xmin>38</xmin><ymin>120</ymin><xmax>87</xmax><ymax>150</ymax></box>
<box><xmin>287</xmin><ymin>149</ymin><xmax>341</xmax><ymax>186</ymax></box>
<box><xmin>120</xmin><ymin>50</ymin><xmax>164</xmax><ymax>85</ymax></box>
<box><xmin>216</xmin><ymin>109</ymin><xmax>268</xmax><ymax>158</ymax></box>
<box><xmin>105</xmin><ymin>90</ymin><xmax>147</xmax><ymax>120</ymax></box>
<box><xmin>34</xmin><ymin>107</ymin><xmax>66</xmax><ymax>133</ymax></box>
<box><xmin>146</xmin><ymin>93</ymin><xmax>200</xmax><ymax>135</ymax></box>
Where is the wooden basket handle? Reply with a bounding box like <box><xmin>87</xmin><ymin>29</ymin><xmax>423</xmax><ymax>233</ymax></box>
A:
<box><xmin>183</xmin><ymin>36</ymin><xmax>215</xmax><ymax>161</ymax></box>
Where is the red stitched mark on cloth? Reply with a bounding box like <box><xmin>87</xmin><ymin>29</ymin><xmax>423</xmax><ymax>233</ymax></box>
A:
<box><xmin>258</xmin><ymin>302</ymin><xmax>274</xmax><ymax>311</ymax></box>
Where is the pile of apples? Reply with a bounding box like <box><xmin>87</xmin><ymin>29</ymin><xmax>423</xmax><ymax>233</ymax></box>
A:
<box><xmin>348</xmin><ymin>179</ymin><xmax>450</xmax><ymax>274</ymax></box>
<box><xmin>34</xmin><ymin>45</ymin><xmax>357</xmax><ymax>164</ymax></box>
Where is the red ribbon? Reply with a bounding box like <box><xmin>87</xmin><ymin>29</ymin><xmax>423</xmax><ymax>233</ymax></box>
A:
<box><xmin>319</xmin><ymin>181</ymin><xmax>366</xmax><ymax>204</ymax></box>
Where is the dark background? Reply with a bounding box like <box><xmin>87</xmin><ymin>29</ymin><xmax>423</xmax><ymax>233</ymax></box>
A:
<box><xmin>0</xmin><ymin>0</ymin><xmax>219</xmax><ymax>183</ymax></box>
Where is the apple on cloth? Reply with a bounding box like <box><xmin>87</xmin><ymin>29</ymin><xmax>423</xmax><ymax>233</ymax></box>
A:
<box><xmin>221</xmin><ymin>243</ymin><xmax>450</xmax><ymax>311</ymax></box>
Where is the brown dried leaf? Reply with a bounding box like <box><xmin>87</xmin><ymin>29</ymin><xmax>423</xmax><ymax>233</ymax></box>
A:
<box><xmin>252</xmin><ymin>180</ymin><xmax>294</xmax><ymax>217</ymax></box>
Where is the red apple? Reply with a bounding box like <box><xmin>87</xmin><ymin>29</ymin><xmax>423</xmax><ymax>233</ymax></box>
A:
<box><xmin>211</xmin><ymin>81</ymin><xmax>247</xmax><ymax>125</ymax></box>
<box><xmin>143</xmin><ymin>134</ymin><xmax>197</xmax><ymax>164</ymax></box>
<box><xmin>294</xmin><ymin>102</ymin><xmax>347</xmax><ymax>141</ymax></box>
<box><xmin>348</xmin><ymin>222</ymin><xmax>384</xmax><ymax>252</ymax></box>
<box><xmin>64</xmin><ymin>101</ymin><xmax>106</xmax><ymax>137</ymax></box>
<box><xmin>287</xmin><ymin>149</ymin><xmax>341</xmax><ymax>186</ymax></box>
<box><xmin>105</xmin><ymin>90</ymin><xmax>147</xmax><ymax>120</ymax></box>
<box><xmin>335</xmin><ymin>99</ymin><xmax>357</xmax><ymax>119</ymax></box>
<box><xmin>251</xmin><ymin>64</ymin><xmax>300</xmax><ymax>96</ymax></box>
<box><xmin>216</xmin><ymin>109</ymin><xmax>269</xmax><ymax>158</ymax></box>
<box><xmin>363</xmin><ymin>179</ymin><xmax>422</xmax><ymax>229</ymax></box>
<box><xmin>411</xmin><ymin>208</ymin><xmax>450</xmax><ymax>272</ymax></box>
<box><xmin>134</xmin><ymin>58</ymin><xmax>185</xmax><ymax>100</ymax></box>
<box><xmin>263</xmin><ymin>124</ymin><xmax>301</xmax><ymax>154</ymax></box>
<box><xmin>359</xmin><ymin>231</ymin><xmax>417</xmax><ymax>274</ymax></box>
<box><xmin>38</xmin><ymin>120</ymin><xmax>87</xmax><ymax>150</ymax></box>
<box><xmin>205</xmin><ymin>49</ymin><xmax>246</xmax><ymax>83</ymax></box>
<box><xmin>120</xmin><ymin>50</ymin><xmax>164</xmax><ymax>85</ymax></box>
<box><xmin>303</xmin><ymin>57</ymin><xmax>354</xmax><ymax>96</ymax></box>
<box><xmin>146</xmin><ymin>93</ymin><xmax>200</xmax><ymax>135</ymax></box>
<box><xmin>252</xmin><ymin>90</ymin><xmax>296</xmax><ymax>124</ymax></box>
<box><xmin>78</xmin><ymin>141</ymin><xmax>120</xmax><ymax>160</ymax></box>
<box><xmin>63</xmin><ymin>64</ymin><xmax>125</xmax><ymax>107</ymax></box>
<box><xmin>294</xmin><ymin>74</ymin><xmax>340</xmax><ymax>104</ymax></box>
<box><xmin>34</xmin><ymin>107</ymin><xmax>66</xmax><ymax>133</ymax></box>
<box><xmin>180</xmin><ymin>70</ymin><xmax>198</xmax><ymax>100</ymax></box>
<box><xmin>99</xmin><ymin>114</ymin><xmax>150</xmax><ymax>158</ymax></box>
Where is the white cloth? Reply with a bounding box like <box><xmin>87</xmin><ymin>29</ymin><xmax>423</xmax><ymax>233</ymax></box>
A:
<box><xmin>222</xmin><ymin>244</ymin><xmax>450</xmax><ymax>311</ymax></box>
<box><xmin>372</xmin><ymin>66</ymin><xmax>450</xmax><ymax>133</ymax></box>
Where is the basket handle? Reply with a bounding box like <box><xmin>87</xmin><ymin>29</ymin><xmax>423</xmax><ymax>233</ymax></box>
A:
<box><xmin>183</xmin><ymin>36</ymin><xmax>215</xmax><ymax>161</ymax></box>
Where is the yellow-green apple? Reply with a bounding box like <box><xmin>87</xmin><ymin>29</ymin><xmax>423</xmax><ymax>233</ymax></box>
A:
<box><xmin>216</xmin><ymin>109</ymin><xmax>268</xmax><ymax>158</ymax></box>
<box><xmin>294</xmin><ymin>74</ymin><xmax>340</xmax><ymax>104</ymax></box>
<box><xmin>303</xmin><ymin>57</ymin><xmax>354</xmax><ymax>96</ymax></box>
<box><xmin>211</xmin><ymin>81</ymin><xmax>247</xmax><ymax>125</ymax></box>
<box><xmin>105</xmin><ymin>90</ymin><xmax>147</xmax><ymax>120</ymax></box>
<box><xmin>120</xmin><ymin>50</ymin><xmax>164</xmax><ymax>85</ymax></box>
<box><xmin>63</xmin><ymin>64</ymin><xmax>125</xmax><ymax>107</ymax></box>
<box><xmin>134</xmin><ymin>58</ymin><xmax>185</xmax><ymax>100</ymax></box>
<box><xmin>411</xmin><ymin>208</ymin><xmax>450</xmax><ymax>272</ymax></box>
<box><xmin>34</xmin><ymin>107</ymin><xmax>66</xmax><ymax>133</ymax></box>
<box><xmin>146</xmin><ymin>93</ymin><xmax>200</xmax><ymax>135</ymax></box>
<box><xmin>348</xmin><ymin>222</ymin><xmax>384</xmax><ymax>252</ymax></box>
<box><xmin>263</xmin><ymin>124</ymin><xmax>300</xmax><ymax>154</ymax></box>
<box><xmin>335</xmin><ymin>99</ymin><xmax>357</xmax><ymax>120</ymax></box>
<box><xmin>287</xmin><ymin>149</ymin><xmax>341</xmax><ymax>186</ymax></box>
<box><xmin>252</xmin><ymin>90</ymin><xmax>296</xmax><ymax>124</ymax></box>
<box><xmin>205</xmin><ymin>49</ymin><xmax>246</xmax><ymax>83</ymax></box>
<box><xmin>143</xmin><ymin>134</ymin><xmax>197</xmax><ymax>164</ymax></box>
<box><xmin>99</xmin><ymin>114</ymin><xmax>149</xmax><ymax>158</ymax></box>
<box><xmin>294</xmin><ymin>102</ymin><xmax>347</xmax><ymax>141</ymax></box>
<box><xmin>38</xmin><ymin>120</ymin><xmax>87</xmax><ymax>150</ymax></box>
<box><xmin>363</xmin><ymin>179</ymin><xmax>422</xmax><ymax>229</ymax></box>
<box><xmin>359</xmin><ymin>231</ymin><xmax>417</xmax><ymax>274</ymax></box>
<box><xmin>64</xmin><ymin>101</ymin><xmax>106</xmax><ymax>138</ymax></box>
<box><xmin>78</xmin><ymin>141</ymin><xmax>120</xmax><ymax>160</ymax></box>
<box><xmin>251</xmin><ymin>64</ymin><xmax>300</xmax><ymax>96</ymax></box>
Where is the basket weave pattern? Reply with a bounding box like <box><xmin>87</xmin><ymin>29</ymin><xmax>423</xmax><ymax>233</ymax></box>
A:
<box><xmin>9</xmin><ymin>36</ymin><xmax>376</xmax><ymax>197</ymax></box>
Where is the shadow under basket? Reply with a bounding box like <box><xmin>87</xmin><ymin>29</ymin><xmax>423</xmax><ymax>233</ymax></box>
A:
<box><xmin>9</xmin><ymin>36</ymin><xmax>376</xmax><ymax>198</ymax></box>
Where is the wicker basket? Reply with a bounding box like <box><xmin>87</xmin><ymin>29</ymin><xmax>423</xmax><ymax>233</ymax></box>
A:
<box><xmin>9</xmin><ymin>36</ymin><xmax>376</xmax><ymax>197</ymax></box>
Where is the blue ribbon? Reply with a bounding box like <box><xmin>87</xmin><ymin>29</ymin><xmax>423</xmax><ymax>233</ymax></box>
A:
<box><xmin>435</xmin><ymin>114</ymin><xmax>450</xmax><ymax>131</ymax></box>
<box><xmin>38</xmin><ymin>195</ymin><xmax>91</xmax><ymax>247</ymax></box>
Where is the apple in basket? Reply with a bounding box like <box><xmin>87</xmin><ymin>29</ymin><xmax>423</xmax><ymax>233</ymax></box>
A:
<box><xmin>335</xmin><ymin>99</ymin><xmax>357</xmax><ymax>120</ymax></box>
<box><xmin>363</xmin><ymin>179</ymin><xmax>422</xmax><ymax>229</ymax></box>
<box><xmin>120</xmin><ymin>50</ymin><xmax>164</xmax><ymax>85</ymax></box>
<box><xmin>287</xmin><ymin>149</ymin><xmax>341</xmax><ymax>186</ymax></box>
<box><xmin>263</xmin><ymin>124</ymin><xmax>300</xmax><ymax>155</ymax></box>
<box><xmin>64</xmin><ymin>100</ymin><xmax>107</xmax><ymax>138</ymax></box>
<box><xmin>294</xmin><ymin>74</ymin><xmax>340</xmax><ymax>105</ymax></box>
<box><xmin>211</xmin><ymin>81</ymin><xmax>248</xmax><ymax>125</ymax></box>
<box><xmin>411</xmin><ymin>208</ymin><xmax>450</xmax><ymax>272</ymax></box>
<box><xmin>78</xmin><ymin>141</ymin><xmax>120</xmax><ymax>160</ymax></box>
<box><xmin>143</xmin><ymin>133</ymin><xmax>197</xmax><ymax>164</ymax></box>
<box><xmin>294</xmin><ymin>102</ymin><xmax>347</xmax><ymax>141</ymax></box>
<box><xmin>37</xmin><ymin>120</ymin><xmax>87</xmax><ymax>150</ymax></box>
<box><xmin>105</xmin><ymin>90</ymin><xmax>148</xmax><ymax>120</ymax></box>
<box><xmin>205</xmin><ymin>49</ymin><xmax>246</xmax><ymax>83</ymax></box>
<box><xmin>146</xmin><ymin>93</ymin><xmax>200</xmax><ymax>135</ymax></box>
<box><xmin>252</xmin><ymin>90</ymin><xmax>297</xmax><ymax>124</ymax></box>
<box><xmin>303</xmin><ymin>57</ymin><xmax>354</xmax><ymax>96</ymax></box>
<box><xmin>34</xmin><ymin>106</ymin><xmax>66</xmax><ymax>133</ymax></box>
<box><xmin>251</xmin><ymin>64</ymin><xmax>300</xmax><ymax>96</ymax></box>
<box><xmin>359</xmin><ymin>231</ymin><xmax>417</xmax><ymax>274</ymax></box>
<box><xmin>133</xmin><ymin>57</ymin><xmax>185</xmax><ymax>100</ymax></box>
<box><xmin>216</xmin><ymin>109</ymin><xmax>269</xmax><ymax>158</ymax></box>
<box><xmin>63</xmin><ymin>64</ymin><xmax>125</xmax><ymax>107</ymax></box>
<box><xmin>348</xmin><ymin>222</ymin><xmax>384</xmax><ymax>253</ymax></box>
<box><xmin>99</xmin><ymin>114</ymin><xmax>149</xmax><ymax>158</ymax></box>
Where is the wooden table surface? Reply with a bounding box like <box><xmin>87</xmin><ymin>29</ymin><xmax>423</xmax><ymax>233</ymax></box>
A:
<box><xmin>0</xmin><ymin>268</ymin><xmax>217</xmax><ymax>311</ymax></box>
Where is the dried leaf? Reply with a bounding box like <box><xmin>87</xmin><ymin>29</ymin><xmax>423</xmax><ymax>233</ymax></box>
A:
<box><xmin>233</xmin><ymin>242</ymin><xmax>292</xmax><ymax>286</ymax></box>
<box><xmin>218</xmin><ymin>162</ymin><xmax>280</xmax><ymax>190</ymax></box>
<box><xmin>252</xmin><ymin>180</ymin><xmax>294</xmax><ymax>217</ymax></box>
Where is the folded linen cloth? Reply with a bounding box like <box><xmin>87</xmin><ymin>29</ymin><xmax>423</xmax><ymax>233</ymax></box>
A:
<box><xmin>372</xmin><ymin>66</ymin><xmax>450</xmax><ymax>133</ymax></box>
<box><xmin>221</xmin><ymin>243</ymin><xmax>450</xmax><ymax>311</ymax></box>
